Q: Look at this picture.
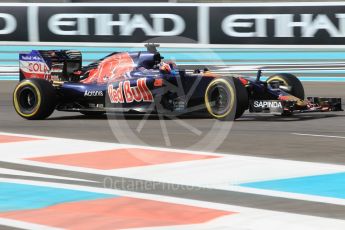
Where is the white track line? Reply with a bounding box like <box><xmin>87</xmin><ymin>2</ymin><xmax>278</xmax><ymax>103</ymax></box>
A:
<box><xmin>0</xmin><ymin>168</ymin><xmax>92</xmax><ymax>182</ymax></box>
<box><xmin>292</xmin><ymin>133</ymin><xmax>345</xmax><ymax>139</ymax></box>
<box><xmin>0</xmin><ymin>218</ymin><xmax>62</xmax><ymax>230</ymax></box>
<box><xmin>3</xmin><ymin>132</ymin><xmax>345</xmax><ymax>206</ymax></box>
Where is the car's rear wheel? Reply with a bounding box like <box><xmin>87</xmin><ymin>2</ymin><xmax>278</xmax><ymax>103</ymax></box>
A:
<box><xmin>205</xmin><ymin>77</ymin><xmax>248</xmax><ymax>121</ymax></box>
<box><xmin>13</xmin><ymin>79</ymin><xmax>56</xmax><ymax>120</ymax></box>
<box><xmin>267</xmin><ymin>73</ymin><xmax>305</xmax><ymax>100</ymax></box>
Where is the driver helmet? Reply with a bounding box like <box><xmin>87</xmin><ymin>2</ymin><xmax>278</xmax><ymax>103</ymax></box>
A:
<box><xmin>159</xmin><ymin>62</ymin><xmax>172</xmax><ymax>73</ymax></box>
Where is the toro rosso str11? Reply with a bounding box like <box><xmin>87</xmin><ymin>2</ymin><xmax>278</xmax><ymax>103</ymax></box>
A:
<box><xmin>13</xmin><ymin>44</ymin><xmax>343</xmax><ymax>120</ymax></box>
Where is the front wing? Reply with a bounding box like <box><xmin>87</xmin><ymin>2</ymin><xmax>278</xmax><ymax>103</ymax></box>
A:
<box><xmin>249</xmin><ymin>98</ymin><xmax>343</xmax><ymax>115</ymax></box>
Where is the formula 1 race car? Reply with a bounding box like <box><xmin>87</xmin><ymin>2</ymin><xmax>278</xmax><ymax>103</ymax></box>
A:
<box><xmin>13</xmin><ymin>44</ymin><xmax>343</xmax><ymax>120</ymax></box>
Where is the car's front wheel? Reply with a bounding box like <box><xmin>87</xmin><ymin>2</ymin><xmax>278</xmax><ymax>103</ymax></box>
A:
<box><xmin>267</xmin><ymin>73</ymin><xmax>305</xmax><ymax>100</ymax></box>
<box><xmin>205</xmin><ymin>77</ymin><xmax>248</xmax><ymax>121</ymax></box>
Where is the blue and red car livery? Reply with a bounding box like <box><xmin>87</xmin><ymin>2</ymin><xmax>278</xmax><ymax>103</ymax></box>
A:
<box><xmin>13</xmin><ymin>44</ymin><xmax>342</xmax><ymax>120</ymax></box>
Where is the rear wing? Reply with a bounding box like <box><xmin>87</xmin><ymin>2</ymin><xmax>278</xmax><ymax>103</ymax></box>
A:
<box><xmin>19</xmin><ymin>50</ymin><xmax>82</xmax><ymax>81</ymax></box>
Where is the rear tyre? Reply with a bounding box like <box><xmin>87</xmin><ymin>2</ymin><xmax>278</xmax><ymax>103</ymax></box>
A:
<box><xmin>205</xmin><ymin>77</ymin><xmax>248</xmax><ymax>121</ymax></box>
<box><xmin>267</xmin><ymin>73</ymin><xmax>305</xmax><ymax>100</ymax></box>
<box><xmin>13</xmin><ymin>79</ymin><xmax>57</xmax><ymax>120</ymax></box>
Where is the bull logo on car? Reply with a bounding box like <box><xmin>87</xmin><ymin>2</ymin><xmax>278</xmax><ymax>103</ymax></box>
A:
<box><xmin>108</xmin><ymin>78</ymin><xmax>153</xmax><ymax>103</ymax></box>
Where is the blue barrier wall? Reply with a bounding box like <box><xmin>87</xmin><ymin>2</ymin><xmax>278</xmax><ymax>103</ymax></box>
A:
<box><xmin>2</xmin><ymin>45</ymin><xmax>345</xmax><ymax>82</ymax></box>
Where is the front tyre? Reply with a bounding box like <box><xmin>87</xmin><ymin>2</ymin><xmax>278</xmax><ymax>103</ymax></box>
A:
<box><xmin>205</xmin><ymin>77</ymin><xmax>247</xmax><ymax>121</ymax></box>
<box><xmin>13</xmin><ymin>79</ymin><xmax>57</xmax><ymax>120</ymax></box>
<box><xmin>267</xmin><ymin>73</ymin><xmax>305</xmax><ymax>100</ymax></box>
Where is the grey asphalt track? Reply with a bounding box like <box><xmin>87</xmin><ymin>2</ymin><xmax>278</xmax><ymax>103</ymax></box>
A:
<box><xmin>2</xmin><ymin>81</ymin><xmax>345</xmax><ymax>163</ymax></box>
<box><xmin>1</xmin><ymin>80</ymin><xmax>345</xmax><ymax>221</ymax></box>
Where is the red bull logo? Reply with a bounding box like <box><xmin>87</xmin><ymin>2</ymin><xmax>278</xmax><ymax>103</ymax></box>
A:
<box><xmin>108</xmin><ymin>78</ymin><xmax>153</xmax><ymax>103</ymax></box>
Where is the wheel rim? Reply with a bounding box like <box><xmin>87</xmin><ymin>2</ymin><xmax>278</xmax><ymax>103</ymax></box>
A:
<box><xmin>267</xmin><ymin>77</ymin><xmax>288</xmax><ymax>87</ymax></box>
<box><xmin>17</xmin><ymin>86</ymin><xmax>38</xmax><ymax>114</ymax></box>
<box><xmin>207</xmin><ymin>83</ymin><xmax>231</xmax><ymax>116</ymax></box>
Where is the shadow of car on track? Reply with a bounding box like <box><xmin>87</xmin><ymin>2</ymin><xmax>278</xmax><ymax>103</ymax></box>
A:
<box><xmin>46</xmin><ymin>113</ymin><xmax>345</xmax><ymax>122</ymax></box>
<box><xmin>47</xmin><ymin>113</ymin><xmax>212</xmax><ymax>121</ymax></box>
<box><xmin>237</xmin><ymin>113</ymin><xmax>345</xmax><ymax>122</ymax></box>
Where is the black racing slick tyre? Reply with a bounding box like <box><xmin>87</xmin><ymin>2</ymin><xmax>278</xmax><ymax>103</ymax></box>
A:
<box><xmin>267</xmin><ymin>73</ymin><xmax>305</xmax><ymax>100</ymax></box>
<box><xmin>13</xmin><ymin>79</ymin><xmax>57</xmax><ymax>120</ymax></box>
<box><xmin>233</xmin><ymin>78</ymin><xmax>249</xmax><ymax>119</ymax></box>
<box><xmin>205</xmin><ymin>77</ymin><xmax>248</xmax><ymax>121</ymax></box>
